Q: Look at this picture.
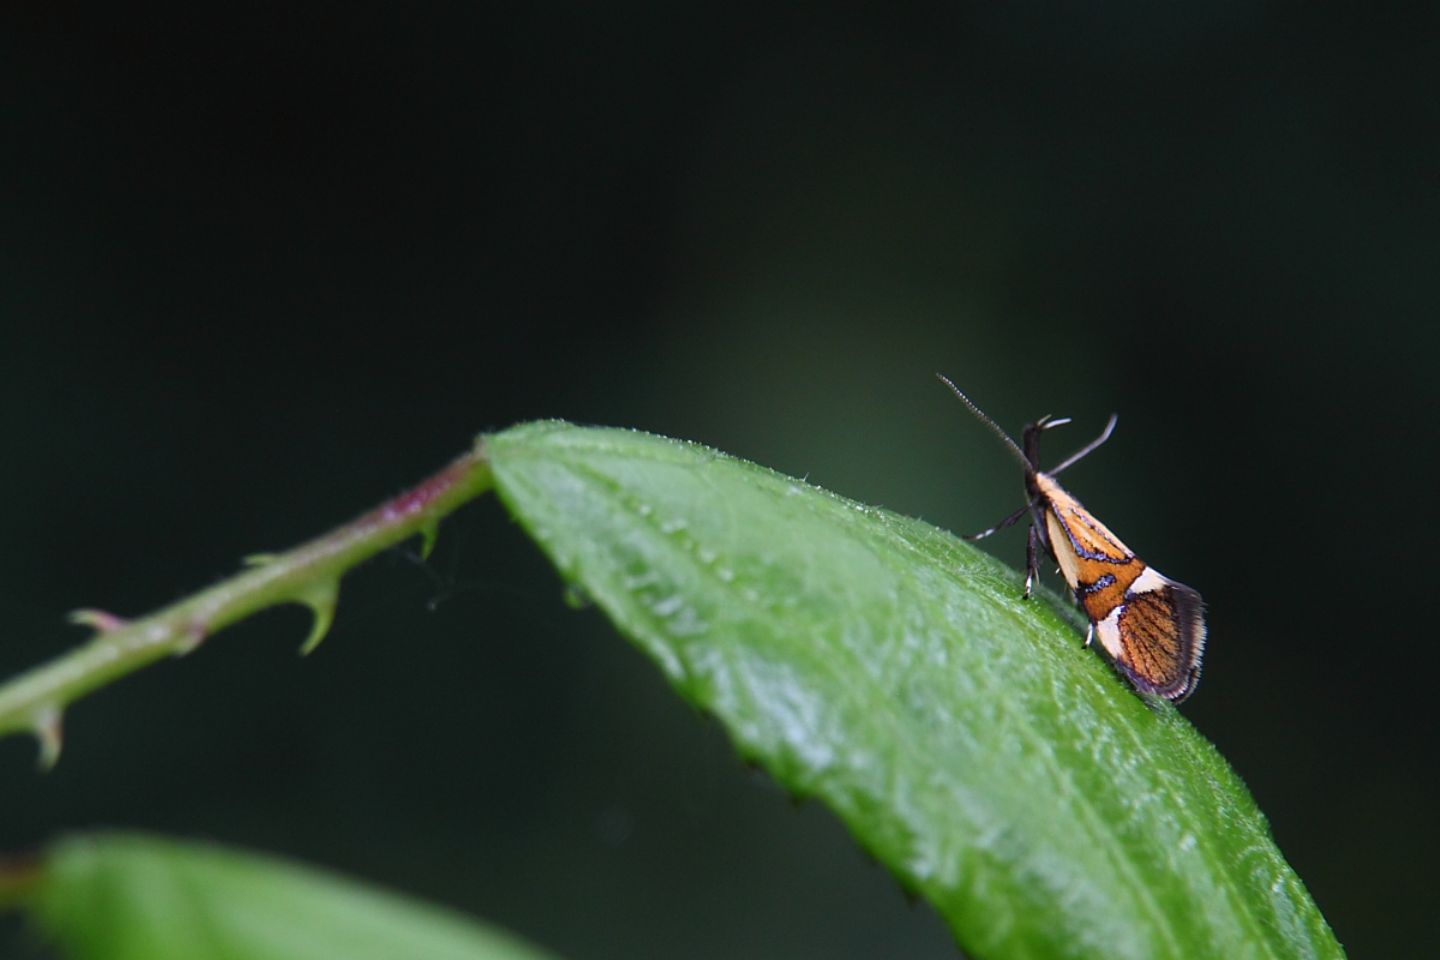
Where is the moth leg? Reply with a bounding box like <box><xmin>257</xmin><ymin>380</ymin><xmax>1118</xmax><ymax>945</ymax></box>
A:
<box><xmin>963</xmin><ymin>503</ymin><xmax>1028</xmax><ymax>542</ymax></box>
<box><xmin>1084</xmin><ymin>621</ymin><xmax>1095</xmax><ymax>648</ymax></box>
<box><xmin>1023</xmin><ymin>524</ymin><xmax>1039</xmax><ymax>599</ymax></box>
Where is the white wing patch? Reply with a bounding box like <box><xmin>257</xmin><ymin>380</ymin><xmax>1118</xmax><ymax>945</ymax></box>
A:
<box><xmin>1044</xmin><ymin>512</ymin><xmax>1083</xmax><ymax>590</ymax></box>
<box><xmin>1094</xmin><ymin>606</ymin><xmax>1124</xmax><ymax>659</ymax></box>
<box><xmin>1128</xmin><ymin>566</ymin><xmax>1170</xmax><ymax>595</ymax></box>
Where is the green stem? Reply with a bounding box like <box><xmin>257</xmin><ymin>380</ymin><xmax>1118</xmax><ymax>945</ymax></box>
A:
<box><xmin>0</xmin><ymin>440</ymin><xmax>495</xmax><ymax>766</ymax></box>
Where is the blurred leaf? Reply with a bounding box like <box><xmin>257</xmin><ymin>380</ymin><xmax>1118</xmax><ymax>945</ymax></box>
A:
<box><xmin>487</xmin><ymin>421</ymin><xmax>1342</xmax><ymax>960</ymax></box>
<box><xmin>32</xmin><ymin>833</ymin><xmax>557</xmax><ymax>960</ymax></box>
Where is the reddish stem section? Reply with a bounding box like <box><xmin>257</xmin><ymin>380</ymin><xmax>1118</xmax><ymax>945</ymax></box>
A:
<box><xmin>366</xmin><ymin>457</ymin><xmax>475</xmax><ymax>527</ymax></box>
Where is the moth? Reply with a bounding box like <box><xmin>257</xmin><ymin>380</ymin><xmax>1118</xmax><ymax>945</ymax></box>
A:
<box><xmin>936</xmin><ymin>374</ymin><xmax>1206</xmax><ymax>702</ymax></box>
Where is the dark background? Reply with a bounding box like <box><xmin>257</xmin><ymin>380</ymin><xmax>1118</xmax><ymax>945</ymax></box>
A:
<box><xmin>2</xmin><ymin>4</ymin><xmax>1435</xmax><ymax>958</ymax></box>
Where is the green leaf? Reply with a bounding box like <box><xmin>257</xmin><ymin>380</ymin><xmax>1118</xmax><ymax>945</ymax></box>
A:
<box><xmin>31</xmin><ymin>833</ymin><xmax>557</xmax><ymax>960</ymax></box>
<box><xmin>486</xmin><ymin>421</ymin><xmax>1342</xmax><ymax>960</ymax></box>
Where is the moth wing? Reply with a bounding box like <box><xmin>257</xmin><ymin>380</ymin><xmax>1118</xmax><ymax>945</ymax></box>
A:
<box><xmin>1104</xmin><ymin>569</ymin><xmax>1206</xmax><ymax>702</ymax></box>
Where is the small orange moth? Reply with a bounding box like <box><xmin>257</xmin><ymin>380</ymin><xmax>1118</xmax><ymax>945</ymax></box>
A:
<box><xmin>937</xmin><ymin>374</ymin><xmax>1206</xmax><ymax>702</ymax></box>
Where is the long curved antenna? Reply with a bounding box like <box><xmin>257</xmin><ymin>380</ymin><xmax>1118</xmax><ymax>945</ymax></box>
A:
<box><xmin>935</xmin><ymin>373</ymin><xmax>1031</xmax><ymax>470</ymax></box>
<box><xmin>1049</xmin><ymin>413</ymin><xmax>1118</xmax><ymax>476</ymax></box>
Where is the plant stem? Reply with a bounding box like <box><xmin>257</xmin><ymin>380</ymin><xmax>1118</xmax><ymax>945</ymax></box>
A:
<box><xmin>0</xmin><ymin>440</ymin><xmax>494</xmax><ymax>766</ymax></box>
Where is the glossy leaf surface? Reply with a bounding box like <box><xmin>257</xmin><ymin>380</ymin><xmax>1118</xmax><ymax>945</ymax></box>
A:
<box><xmin>487</xmin><ymin>421</ymin><xmax>1341</xmax><ymax>960</ymax></box>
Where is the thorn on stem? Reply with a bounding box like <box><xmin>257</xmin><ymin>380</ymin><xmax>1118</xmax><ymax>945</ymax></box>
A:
<box><xmin>174</xmin><ymin>622</ymin><xmax>207</xmax><ymax>656</ymax></box>
<box><xmin>296</xmin><ymin>579</ymin><xmax>340</xmax><ymax>656</ymax></box>
<box><xmin>417</xmin><ymin>519</ymin><xmax>441</xmax><ymax>562</ymax></box>
<box><xmin>67</xmin><ymin>609</ymin><xmax>128</xmax><ymax>633</ymax></box>
<box><xmin>33</xmin><ymin>707</ymin><xmax>63</xmax><ymax>771</ymax></box>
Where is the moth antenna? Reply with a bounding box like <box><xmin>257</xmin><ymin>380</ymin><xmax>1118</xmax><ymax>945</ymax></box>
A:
<box><xmin>1049</xmin><ymin>413</ymin><xmax>1119</xmax><ymax>476</ymax></box>
<box><xmin>935</xmin><ymin>373</ymin><xmax>1031</xmax><ymax>471</ymax></box>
